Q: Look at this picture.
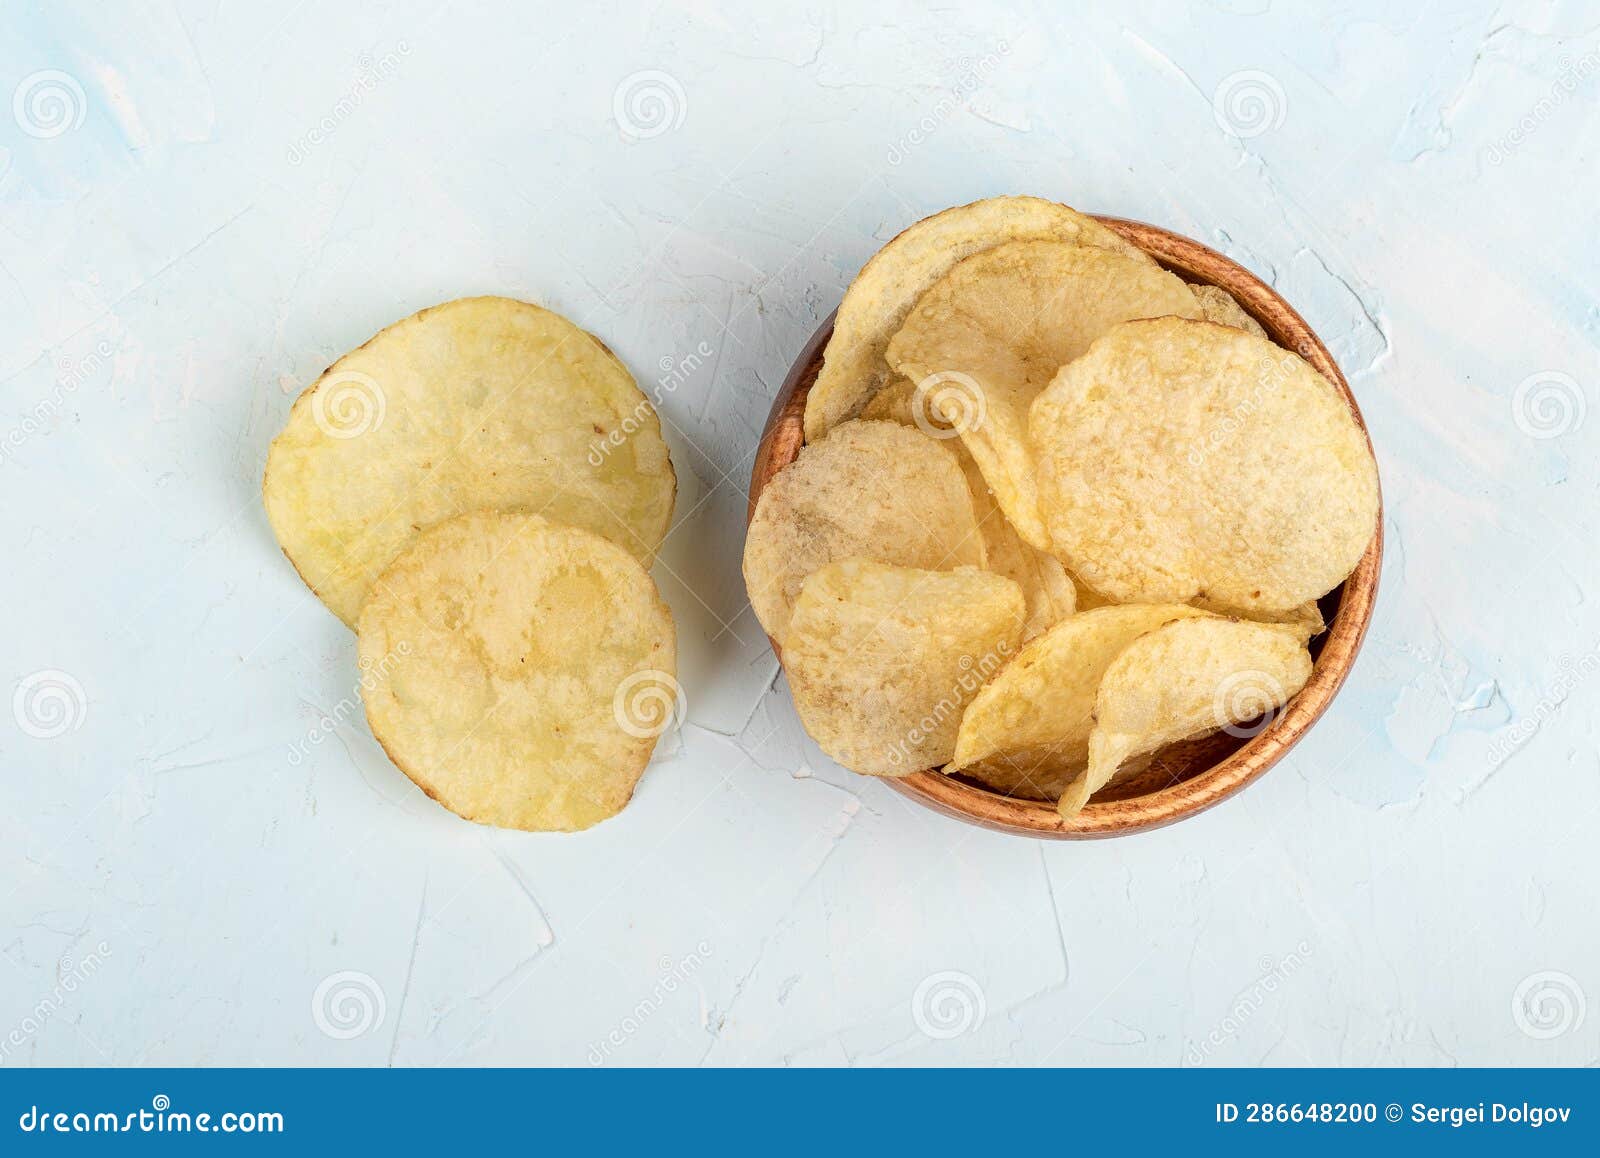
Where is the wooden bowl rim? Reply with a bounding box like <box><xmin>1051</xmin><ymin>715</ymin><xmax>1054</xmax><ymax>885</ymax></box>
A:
<box><xmin>747</xmin><ymin>215</ymin><xmax>1383</xmax><ymax>839</ymax></box>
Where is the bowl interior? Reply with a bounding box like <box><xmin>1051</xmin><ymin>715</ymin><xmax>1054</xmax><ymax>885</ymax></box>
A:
<box><xmin>748</xmin><ymin>215</ymin><xmax>1382</xmax><ymax>838</ymax></box>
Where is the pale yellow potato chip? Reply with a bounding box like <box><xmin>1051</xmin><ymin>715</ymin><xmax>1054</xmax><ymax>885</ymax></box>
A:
<box><xmin>784</xmin><ymin>558</ymin><xmax>1025</xmax><ymax>776</ymax></box>
<box><xmin>1194</xmin><ymin>597</ymin><xmax>1325</xmax><ymax>641</ymax></box>
<box><xmin>1032</xmin><ymin>317</ymin><xmax>1380</xmax><ymax>612</ymax></box>
<box><xmin>1079</xmin><ymin>617</ymin><xmax>1313</xmax><ymax>816</ymax></box>
<box><xmin>357</xmin><ymin>511</ymin><xmax>676</xmax><ymax>832</ymax></box>
<box><xmin>265</xmin><ymin>296</ymin><xmax>675</xmax><ymax>626</ymax></box>
<box><xmin>1191</xmin><ymin>284</ymin><xmax>1268</xmax><ymax>339</ymax></box>
<box><xmin>743</xmin><ymin>419</ymin><xmax>985</xmax><ymax>645</ymax></box>
<box><xmin>949</xmin><ymin>604</ymin><xmax>1208</xmax><ymax>808</ymax></box>
<box><xmin>802</xmin><ymin>196</ymin><xmax>1155</xmax><ymax>443</ymax></box>
<box><xmin>861</xmin><ymin>378</ymin><xmax>1075</xmax><ymax>640</ymax></box>
<box><xmin>886</xmin><ymin>241</ymin><xmax>1201</xmax><ymax>549</ymax></box>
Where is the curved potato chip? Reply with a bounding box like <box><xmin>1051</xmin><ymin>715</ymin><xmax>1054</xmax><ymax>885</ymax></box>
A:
<box><xmin>784</xmin><ymin>558</ymin><xmax>1025</xmax><ymax>776</ymax></box>
<box><xmin>1080</xmin><ymin>617</ymin><xmax>1313</xmax><ymax>816</ymax></box>
<box><xmin>1191</xmin><ymin>284</ymin><xmax>1268</xmax><ymax>339</ymax></box>
<box><xmin>743</xmin><ymin>419</ymin><xmax>985</xmax><ymax>644</ymax></box>
<box><xmin>949</xmin><ymin>604</ymin><xmax>1207</xmax><ymax>807</ymax></box>
<box><xmin>357</xmin><ymin>511</ymin><xmax>677</xmax><ymax>833</ymax></box>
<box><xmin>265</xmin><ymin>296</ymin><xmax>675</xmax><ymax>626</ymax></box>
<box><xmin>1194</xmin><ymin>597</ymin><xmax>1325</xmax><ymax>641</ymax></box>
<box><xmin>1031</xmin><ymin>317</ymin><xmax>1379</xmax><ymax>612</ymax></box>
<box><xmin>802</xmin><ymin>196</ymin><xmax>1155</xmax><ymax>442</ymax></box>
<box><xmin>886</xmin><ymin>241</ymin><xmax>1201</xmax><ymax>549</ymax></box>
<box><xmin>861</xmin><ymin>378</ymin><xmax>1075</xmax><ymax>639</ymax></box>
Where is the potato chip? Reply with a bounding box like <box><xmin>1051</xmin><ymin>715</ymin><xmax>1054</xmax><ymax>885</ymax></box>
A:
<box><xmin>949</xmin><ymin>604</ymin><xmax>1207</xmax><ymax>807</ymax></box>
<box><xmin>265</xmin><ymin>296</ymin><xmax>675</xmax><ymax>626</ymax></box>
<box><xmin>886</xmin><ymin>241</ymin><xmax>1201</xmax><ymax>548</ymax></box>
<box><xmin>861</xmin><ymin>378</ymin><xmax>1075</xmax><ymax>639</ymax></box>
<box><xmin>1031</xmin><ymin>317</ymin><xmax>1379</xmax><ymax>612</ymax></box>
<box><xmin>1191</xmin><ymin>284</ymin><xmax>1268</xmax><ymax>339</ymax></box>
<box><xmin>1194</xmin><ymin>597</ymin><xmax>1325</xmax><ymax>641</ymax></box>
<box><xmin>743</xmin><ymin>419</ymin><xmax>985</xmax><ymax>644</ymax></box>
<box><xmin>802</xmin><ymin>196</ymin><xmax>1155</xmax><ymax>443</ymax></box>
<box><xmin>785</xmin><ymin>559</ymin><xmax>1024</xmax><ymax>775</ymax></box>
<box><xmin>1080</xmin><ymin>617</ymin><xmax>1313</xmax><ymax>814</ymax></box>
<box><xmin>357</xmin><ymin>510</ymin><xmax>677</xmax><ymax>832</ymax></box>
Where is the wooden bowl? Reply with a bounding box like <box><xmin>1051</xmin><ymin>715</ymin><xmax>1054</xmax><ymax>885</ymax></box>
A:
<box><xmin>748</xmin><ymin>216</ymin><xmax>1382</xmax><ymax>838</ymax></box>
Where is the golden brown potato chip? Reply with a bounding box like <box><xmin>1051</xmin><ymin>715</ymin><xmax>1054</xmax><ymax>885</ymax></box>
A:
<box><xmin>357</xmin><ymin>510</ymin><xmax>677</xmax><ymax>832</ymax></box>
<box><xmin>802</xmin><ymin>196</ymin><xmax>1155</xmax><ymax>442</ymax></box>
<box><xmin>886</xmin><ymin>241</ymin><xmax>1201</xmax><ymax>548</ymax></box>
<box><xmin>949</xmin><ymin>604</ymin><xmax>1208</xmax><ymax>808</ymax></box>
<box><xmin>861</xmin><ymin>378</ymin><xmax>1075</xmax><ymax>639</ymax></box>
<box><xmin>784</xmin><ymin>558</ymin><xmax>1025</xmax><ymax>776</ymax></box>
<box><xmin>1191</xmin><ymin>284</ymin><xmax>1268</xmax><ymax>339</ymax></box>
<box><xmin>1031</xmin><ymin>318</ymin><xmax>1379</xmax><ymax>612</ymax></box>
<box><xmin>1079</xmin><ymin>617</ymin><xmax>1313</xmax><ymax>816</ymax></box>
<box><xmin>743</xmin><ymin>419</ymin><xmax>985</xmax><ymax>644</ymax></box>
<box><xmin>265</xmin><ymin>296</ymin><xmax>675</xmax><ymax>626</ymax></box>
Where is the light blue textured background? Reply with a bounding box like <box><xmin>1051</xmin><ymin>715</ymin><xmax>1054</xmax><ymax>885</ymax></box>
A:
<box><xmin>2</xmin><ymin>0</ymin><xmax>1596</xmax><ymax>1066</ymax></box>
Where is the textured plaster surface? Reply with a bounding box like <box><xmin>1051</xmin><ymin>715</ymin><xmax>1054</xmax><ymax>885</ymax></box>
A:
<box><xmin>1</xmin><ymin>0</ymin><xmax>1597</xmax><ymax>1066</ymax></box>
